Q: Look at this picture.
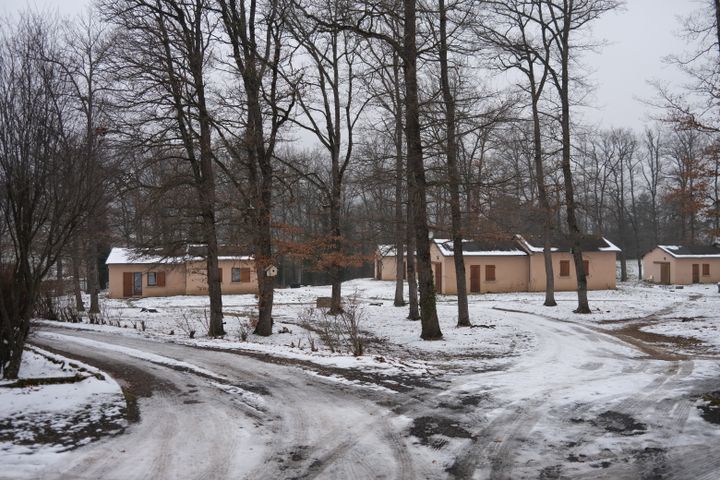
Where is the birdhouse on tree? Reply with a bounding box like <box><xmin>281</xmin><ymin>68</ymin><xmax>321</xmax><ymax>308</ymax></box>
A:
<box><xmin>265</xmin><ymin>265</ymin><xmax>278</xmax><ymax>277</ymax></box>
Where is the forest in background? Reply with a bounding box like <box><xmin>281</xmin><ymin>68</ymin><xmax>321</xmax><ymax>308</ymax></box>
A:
<box><xmin>1</xmin><ymin>0</ymin><xmax>718</xmax><ymax>376</ymax></box>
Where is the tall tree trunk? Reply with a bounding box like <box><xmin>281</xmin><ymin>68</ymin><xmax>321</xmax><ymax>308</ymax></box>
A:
<box><xmin>406</xmin><ymin>170</ymin><xmax>420</xmax><ymax>320</ymax></box>
<box><xmin>329</xmin><ymin>178</ymin><xmax>343</xmax><ymax>314</ymax></box>
<box><xmin>558</xmin><ymin>14</ymin><xmax>590</xmax><ymax>314</ymax></box>
<box><xmin>393</xmin><ymin>52</ymin><xmax>406</xmax><ymax>307</ymax></box>
<box><xmin>196</xmin><ymin>46</ymin><xmax>224</xmax><ymax>338</ymax></box>
<box><xmin>438</xmin><ymin>0</ymin><xmax>470</xmax><ymax>327</ymax></box>
<box><xmin>55</xmin><ymin>257</ymin><xmax>64</xmax><ymax>295</ymax></box>
<box><xmin>528</xmin><ymin>59</ymin><xmax>556</xmax><ymax>306</ymax></box>
<box><xmin>72</xmin><ymin>242</ymin><xmax>85</xmax><ymax>312</ymax></box>
<box><xmin>247</xmin><ymin>83</ymin><xmax>275</xmax><ymax>337</ymax></box>
<box><xmin>403</xmin><ymin>0</ymin><xmax>442</xmax><ymax>339</ymax></box>
<box><xmin>87</xmin><ymin>240</ymin><xmax>100</xmax><ymax>314</ymax></box>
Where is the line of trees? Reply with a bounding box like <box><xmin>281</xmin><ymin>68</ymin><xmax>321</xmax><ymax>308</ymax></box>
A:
<box><xmin>1</xmin><ymin>1</ymin><xmax>718</xmax><ymax>378</ymax></box>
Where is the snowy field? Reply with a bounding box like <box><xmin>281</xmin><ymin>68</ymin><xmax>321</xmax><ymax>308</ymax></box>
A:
<box><xmin>4</xmin><ymin>275</ymin><xmax>720</xmax><ymax>479</ymax></box>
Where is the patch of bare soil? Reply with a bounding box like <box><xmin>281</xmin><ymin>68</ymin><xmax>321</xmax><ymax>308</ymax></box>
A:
<box><xmin>603</xmin><ymin>322</ymin><xmax>702</xmax><ymax>361</ymax></box>
<box><xmin>409</xmin><ymin>416</ymin><xmax>473</xmax><ymax>449</ymax></box>
<box><xmin>697</xmin><ymin>391</ymin><xmax>720</xmax><ymax>425</ymax></box>
<box><xmin>0</xmin><ymin>402</ymin><xmax>127</xmax><ymax>451</ymax></box>
<box><xmin>590</xmin><ymin>411</ymin><xmax>647</xmax><ymax>436</ymax></box>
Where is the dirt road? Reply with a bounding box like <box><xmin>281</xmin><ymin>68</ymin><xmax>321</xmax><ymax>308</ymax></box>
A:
<box><xmin>27</xmin><ymin>307</ymin><xmax>720</xmax><ymax>479</ymax></box>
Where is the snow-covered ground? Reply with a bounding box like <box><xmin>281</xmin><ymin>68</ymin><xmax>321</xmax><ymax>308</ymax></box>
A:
<box><xmin>4</xmin><ymin>276</ymin><xmax>720</xmax><ymax>478</ymax></box>
<box><xmin>0</xmin><ymin>347</ymin><xmax>127</xmax><ymax>479</ymax></box>
<box><xmin>34</xmin><ymin>276</ymin><xmax>720</xmax><ymax>362</ymax></box>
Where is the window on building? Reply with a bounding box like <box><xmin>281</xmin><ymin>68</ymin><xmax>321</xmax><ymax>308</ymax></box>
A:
<box><xmin>560</xmin><ymin>260</ymin><xmax>570</xmax><ymax>277</ymax></box>
<box><xmin>583</xmin><ymin>260</ymin><xmax>590</xmax><ymax>276</ymax></box>
<box><xmin>146</xmin><ymin>271</ymin><xmax>165</xmax><ymax>287</ymax></box>
<box><xmin>703</xmin><ymin>263</ymin><xmax>710</xmax><ymax>276</ymax></box>
<box><xmin>232</xmin><ymin>267</ymin><xmax>251</xmax><ymax>282</ymax></box>
<box><xmin>485</xmin><ymin>265</ymin><xmax>496</xmax><ymax>282</ymax></box>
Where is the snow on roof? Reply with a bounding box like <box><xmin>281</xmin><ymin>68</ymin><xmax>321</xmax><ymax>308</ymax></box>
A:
<box><xmin>515</xmin><ymin>234</ymin><xmax>621</xmax><ymax>253</ymax></box>
<box><xmin>105</xmin><ymin>248</ymin><xmax>179</xmax><ymax>265</ymax></box>
<box><xmin>106</xmin><ymin>247</ymin><xmax>252</xmax><ymax>265</ymax></box>
<box><xmin>377</xmin><ymin>244</ymin><xmax>398</xmax><ymax>257</ymax></box>
<box><xmin>657</xmin><ymin>245</ymin><xmax>720</xmax><ymax>258</ymax></box>
<box><xmin>598</xmin><ymin>238</ymin><xmax>622</xmax><ymax>252</ymax></box>
<box><xmin>433</xmin><ymin>238</ymin><xmax>528</xmax><ymax>257</ymax></box>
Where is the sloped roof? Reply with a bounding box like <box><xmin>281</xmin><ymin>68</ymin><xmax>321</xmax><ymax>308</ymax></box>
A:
<box><xmin>515</xmin><ymin>234</ymin><xmax>621</xmax><ymax>253</ymax></box>
<box><xmin>106</xmin><ymin>246</ymin><xmax>252</xmax><ymax>265</ymax></box>
<box><xmin>434</xmin><ymin>238</ymin><xmax>527</xmax><ymax>257</ymax></box>
<box><xmin>657</xmin><ymin>244</ymin><xmax>720</xmax><ymax>258</ymax></box>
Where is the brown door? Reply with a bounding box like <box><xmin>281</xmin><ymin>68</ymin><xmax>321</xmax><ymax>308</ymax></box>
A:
<box><xmin>433</xmin><ymin>262</ymin><xmax>442</xmax><ymax>293</ymax></box>
<box><xmin>470</xmin><ymin>265</ymin><xmax>481</xmax><ymax>293</ymax></box>
<box><xmin>692</xmin><ymin>264</ymin><xmax>700</xmax><ymax>283</ymax></box>
<box><xmin>123</xmin><ymin>272</ymin><xmax>133</xmax><ymax>297</ymax></box>
<box><xmin>660</xmin><ymin>263</ymin><xmax>670</xmax><ymax>285</ymax></box>
<box><xmin>376</xmin><ymin>260</ymin><xmax>382</xmax><ymax>279</ymax></box>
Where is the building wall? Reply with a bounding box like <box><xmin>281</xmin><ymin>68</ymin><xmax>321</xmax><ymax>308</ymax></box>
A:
<box><xmin>375</xmin><ymin>246</ymin><xmax>618</xmax><ymax>293</ymax></box>
<box><xmin>642</xmin><ymin>248</ymin><xmax>671</xmax><ymax>284</ymax></box>
<box><xmin>375</xmin><ymin>255</ymin><xmax>401</xmax><ymax>281</ymax></box>
<box><xmin>107</xmin><ymin>263</ymin><xmax>187</xmax><ymax>299</ymax></box>
<box><xmin>528</xmin><ymin>251</ymin><xmax>617</xmax><ymax>292</ymax></box>
<box><xmin>428</xmin><ymin>243</ymin><xmax>530</xmax><ymax>294</ymax></box>
<box><xmin>108</xmin><ymin>259</ymin><xmax>258</xmax><ymax>298</ymax></box>
<box><xmin>185</xmin><ymin>259</ymin><xmax>258</xmax><ymax>295</ymax></box>
<box><xmin>642</xmin><ymin>248</ymin><xmax>720</xmax><ymax>284</ymax></box>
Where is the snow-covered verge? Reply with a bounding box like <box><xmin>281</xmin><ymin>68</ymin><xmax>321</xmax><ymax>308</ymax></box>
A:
<box><xmin>32</xmin><ymin>277</ymin><xmax>720</xmax><ymax>371</ymax></box>
<box><xmin>34</xmin><ymin>279</ymin><xmax>540</xmax><ymax>380</ymax></box>
<box><xmin>0</xmin><ymin>347</ymin><xmax>127</xmax><ymax>479</ymax></box>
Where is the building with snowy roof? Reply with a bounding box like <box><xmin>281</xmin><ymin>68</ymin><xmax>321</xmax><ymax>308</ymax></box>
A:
<box><xmin>375</xmin><ymin>234</ymin><xmax>621</xmax><ymax>294</ymax></box>
<box><xmin>641</xmin><ymin>243</ymin><xmax>720</xmax><ymax>285</ymax></box>
<box><xmin>106</xmin><ymin>246</ymin><xmax>257</xmax><ymax>298</ymax></box>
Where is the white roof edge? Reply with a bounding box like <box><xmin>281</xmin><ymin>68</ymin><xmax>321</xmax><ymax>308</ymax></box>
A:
<box><xmin>106</xmin><ymin>247</ymin><xmax>253</xmax><ymax>265</ymax></box>
<box><xmin>599</xmin><ymin>237</ymin><xmax>622</xmax><ymax>252</ymax></box>
<box><xmin>657</xmin><ymin>245</ymin><xmax>720</xmax><ymax>258</ymax></box>
<box><xmin>433</xmin><ymin>238</ymin><xmax>528</xmax><ymax>257</ymax></box>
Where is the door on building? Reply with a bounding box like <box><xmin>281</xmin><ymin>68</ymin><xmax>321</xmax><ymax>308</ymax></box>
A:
<box><xmin>122</xmin><ymin>272</ymin><xmax>143</xmax><ymax>297</ymax></box>
<box><xmin>692</xmin><ymin>264</ymin><xmax>700</xmax><ymax>283</ymax></box>
<box><xmin>123</xmin><ymin>272</ymin><xmax>133</xmax><ymax>297</ymax></box>
<box><xmin>660</xmin><ymin>263</ymin><xmax>671</xmax><ymax>285</ymax></box>
<box><xmin>470</xmin><ymin>265</ymin><xmax>481</xmax><ymax>293</ymax></box>
<box><xmin>433</xmin><ymin>262</ymin><xmax>442</xmax><ymax>293</ymax></box>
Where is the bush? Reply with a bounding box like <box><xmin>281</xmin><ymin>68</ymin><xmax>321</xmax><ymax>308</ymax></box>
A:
<box><xmin>299</xmin><ymin>293</ymin><xmax>366</xmax><ymax>356</ymax></box>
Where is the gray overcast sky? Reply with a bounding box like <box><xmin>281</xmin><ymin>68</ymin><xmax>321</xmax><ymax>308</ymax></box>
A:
<box><xmin>0</xmin><ymin>0</ymin><xmax>700</xmax><ymax>131</ymax></box>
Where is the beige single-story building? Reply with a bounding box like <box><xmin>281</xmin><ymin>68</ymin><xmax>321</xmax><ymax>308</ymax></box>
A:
<box><xmin>375</xmin><ymin>245</ymin><xmax>407</xmax><ymax>281</ymax></box>
<box><xmin>515</xmin><ymin>235</ymin><xmax>620</xmax><ymax>292</ymax></box>
<box><xmin>428</xmin><ymin>238</ymin><xmax>530</xmax><ymax>294</ymax></box>
<box><xmin>375</xmin><ymin>234</ymin><xmax>621</xmax><ymax>294</ymax></box>
<box><xmin>106</xmin><ymin>245</ymin><xmax>258</xmax><ymax>298</ymax></box>
<box><xmin>641</xmin><ymin>244</ymin><xmax>720</xmax><ymax>285</ymax></box>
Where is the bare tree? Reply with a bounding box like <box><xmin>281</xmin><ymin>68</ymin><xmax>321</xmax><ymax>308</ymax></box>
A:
<box><xmin>216</xmin><ymin>0</ymin><xmax>295</xmax><ymax>336</ymax></box>
<box><xmin>295</xmin><ymin>0</ymin><xmax>442</xmax><ymax>338</ymax></box>
<box><xmin>0</xmin><ymin>13</ymin><xmax>103</xmax><ymax>378</ymax></box>
<box><xmin>53</xmin><ymin>8</ymin><xmax>115</xmax><ymax>315</ymax></box>
<box><xmin>480</xmin><ymin>0</ymin><xmax>558</xmax><ymax>306</ymax></box>
<box><xmin>286</xmin><ymin>0</ymin><xmax>369</xmax><ymax>314</ymax></box>
<box><xmin>104</xmin><ymin>0</ymin><xmax>226</xmax><ymax>336</ymax></box>
<box><xmin>534</xmin><ymin>0</ymin><xmax>620</xmax><ymax>313</ymax></box>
